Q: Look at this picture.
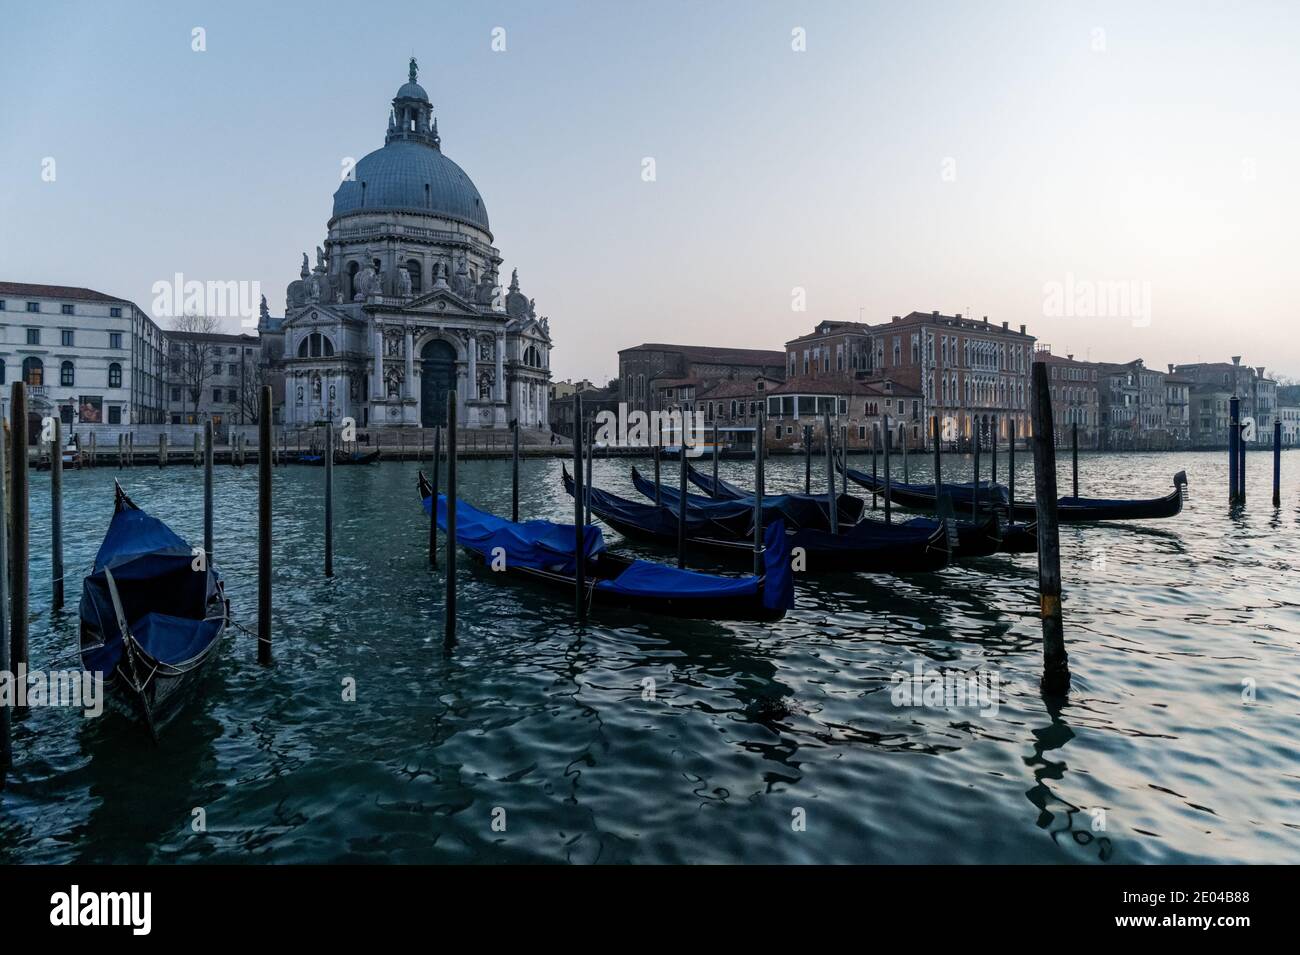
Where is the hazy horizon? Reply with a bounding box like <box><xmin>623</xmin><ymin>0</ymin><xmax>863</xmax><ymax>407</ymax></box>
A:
<box><xmin>2</xmin><ymin>1</ymin><xmax>1297</xmax><ymax>385</ymax></box>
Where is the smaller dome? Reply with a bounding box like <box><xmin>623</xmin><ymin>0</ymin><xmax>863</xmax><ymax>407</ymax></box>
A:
<box><xmin>396</xmin><ymin>82</ymin><xmax>428</xmax><ymax>101</ymax></box>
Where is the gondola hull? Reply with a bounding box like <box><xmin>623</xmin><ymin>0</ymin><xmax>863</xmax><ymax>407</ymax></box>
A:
<box><xmin>298</xmin><ymin>449</ymin><xmax>382</xmax><ymax>466</ymax></box>
<box><xmin>567</xmin><ymin>469</ymin><xmax>948</xmax><ymax>574</ymax></box>
<box><xmin>841</xmin><ymin>468</ymin><xmax>1009</xmax><ymax>513</ymax></box>
<box><xmin>79</xmin><ymin>483</ymin><xmax>228</xmax><ymax>737</ymax></box>
<box><xmin>420</xmin><ymin>473</ymin><xmax>791</xmax><ymax>621</ymax></box>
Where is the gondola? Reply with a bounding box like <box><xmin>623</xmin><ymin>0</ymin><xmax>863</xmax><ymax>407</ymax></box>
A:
<box><xmin>297</xmin><ymin>448</ymin><xmax>382</xmax><ymax>466</ymax></box>
<box><xmin>840</xmin><ymin>466</ymin><xmax>1010</xmax><ymax>513</ymax></box>
<box><xmin>35</xmin><ymin>433</ymin><xmax>82</xmax><ymax>471</ymax></box>
<box><xmin>1005</xmin><ymin>471</ymin><xmax>1188</xmax><ymax>523</ymax></box>
<box><xmin>79</xmin><ymin>482</ymin><xmax>229</xmax><ymax>739</ymax></box>
<box><xmin>566</xmin><ymin>468</ymin><xmax>949</xmax><ymax>573</ymax></box>
<box><xmin>679</xmin><ymin>463</ymin><xmax>1002</xmax><ymax>558</ymax></box>
<box><xmin>418</xmin><ymin>472</ymin><xmax>792</xmax><ymax>621</ymax></box>
<box><xmin>631</xmin><ymin>466</ymin><xmax>864</xmax><ymax>531</ymax></box>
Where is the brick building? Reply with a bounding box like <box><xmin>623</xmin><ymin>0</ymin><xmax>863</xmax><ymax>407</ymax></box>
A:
<box><xmin>618</xmin><ymin>343</ymin><xmax>786</xmax><ymax>414</ymax></box>
<box><xmin>1033</xmin><ymin>347</ymin><xmax>1103</xmax><ymax>447</ymax></box>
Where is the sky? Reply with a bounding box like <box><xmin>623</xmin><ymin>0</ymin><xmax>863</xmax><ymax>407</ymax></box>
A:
<box><xmin>2</xmin><ymin>0</ymin><xmax>1297</xmax><ymax>385</ymax></box>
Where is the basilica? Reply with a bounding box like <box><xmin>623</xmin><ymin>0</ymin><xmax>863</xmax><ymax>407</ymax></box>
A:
<box><xmin>260</xmin><ymin>59</ymin><xmax>553</xmax><ymax>431</ymax></box>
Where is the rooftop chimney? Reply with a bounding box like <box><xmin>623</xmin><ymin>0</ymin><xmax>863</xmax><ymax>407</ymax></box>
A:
<box><xmin>1019</xmin><ymin>324</ymin><xmax>1026</xmax><ymax>334</ymax></box>
<box><xmin>1001</xmin><ymin>321</ymin><xmax>1008</xmax><ymax>330</ymax></box>
<box><xmin>1232</xmin><ymin>356</ymin><xmax>1241</xmax><ymax>365</ymax></box>
<box><xmin>983</xmin><ymin>315</ymin><xmax>988</xmax><ymax>323</ymax></box>
<box><xmin>955</xmin><ymin>312</ymin><xmax>962</xmax><ymax>320</ymax></box>
<box><xmin>1067</xmin><ymin>354</ymin><xmax>1074</xmax><ymax>360</ymax></box>
<box><xmin>932</xmin><ymin>310</ymin><xmax>939</xmax><ymax>317</ymax></box>
<box><xmin>1167</xmin><ymin>363</ymin><xmax>1174</xmax><ymax>374</ymax></box>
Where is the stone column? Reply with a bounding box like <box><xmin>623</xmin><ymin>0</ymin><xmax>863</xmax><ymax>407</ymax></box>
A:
<box><xmin>373</xmin><ymin>322</ymin><xmax>384</xmax><ymax>399</ymax></box>
<box><xmin>467</xmin><ymin>334</ymin><xmax>477</xmax><ymax>400</ymax></box>
<box><xmin>495</xmin><ymin>332</ymin><xmax>505</xmax><ymax>401</ymax></box>
<box><xmin>403</xmin><ymin>327</ymin><xmax>414</xmax><ymax>399</ymax></box>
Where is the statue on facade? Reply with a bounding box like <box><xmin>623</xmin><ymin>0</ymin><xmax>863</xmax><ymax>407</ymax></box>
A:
<box><xmin>354</xmin><ymin>262</ymin><xmax>379</xmax><ymax>301</ymax></box>
<box><xmin>478</xmin><ymin>336</ymin><xmax>493</xmax><ymax>361</ymax></box>
<box><xmin>259</xmin><ymin>295</ymin><xmax>270</xmax><ymax>324</ymax></box>
<box><xmin>478</xmin><ymin>370</ymin><xmax>493</xmax><ymax>401</ymax></box>
<box><xmin>316</xmin><ymin>245</ymin><xmax>327</xmax><ymax>271</ymax></box>
<box><xmin>386</xmin><ymin>367</ymin><xmax>403</xmax><ymax>399</ymax></box>
<box><xmin>398</xmin><ymin>266</ymin><xmax>413</xmax><ymax>297</ymax></box>
<box><xmin>301</xmin><ymin>253</ymin><xmax>310</xmax><ymax>279</ymax></box>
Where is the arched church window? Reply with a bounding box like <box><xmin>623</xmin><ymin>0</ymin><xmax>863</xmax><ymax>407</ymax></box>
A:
<box><xmin>298</xmin><ymin>332</ymin><xmax>335</xmax><ymax>358</ymax></box>
<box><xmin>61</xmin><ymin>360</ymin><xmax>75</xmax><ymax>386</ymax></box>
<box><xmin>108</xmin><ymin>363</ymin><xmax>122</xmax><ymax>388</ymax></box>
<box><xmin>22</xmin><ymin>356</ymin><xmax>43</xmax><ymax>386</ymax></box>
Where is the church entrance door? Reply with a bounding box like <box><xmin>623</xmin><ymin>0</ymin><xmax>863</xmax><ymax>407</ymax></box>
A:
<box><xmin>421</xmin><ymin>340</ymin><xmax>457</xmax><ymax>427</ymax></box>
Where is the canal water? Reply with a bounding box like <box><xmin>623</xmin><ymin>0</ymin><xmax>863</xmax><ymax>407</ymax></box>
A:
<box><xmin>1</xmin><ymin>449</ymin><xmax>1297</xmax><ymax>863</ymax></box>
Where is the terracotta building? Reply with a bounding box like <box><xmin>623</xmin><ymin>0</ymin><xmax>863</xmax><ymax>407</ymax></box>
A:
<box><xmin>619</xmin><ymin>343</ymin><xmax>786</xmax><ymax>414</ymax></box>
<box><xmin>1032</xmin><ymin>347</ymin><xmax>1103</xmax><ymax>448</ymax></box>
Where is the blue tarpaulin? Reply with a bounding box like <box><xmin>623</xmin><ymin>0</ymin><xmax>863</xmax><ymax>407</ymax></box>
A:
<box><xmin>423</xmin><ymin>492</ymin><xmax>606</xmax><ymax>572</ymax></box>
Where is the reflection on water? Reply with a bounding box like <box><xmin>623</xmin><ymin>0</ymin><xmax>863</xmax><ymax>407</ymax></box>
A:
<box><xmin>1</xmin><ymin>450</ymin><xmax>1298</xmax><ymax>863</ymax></box>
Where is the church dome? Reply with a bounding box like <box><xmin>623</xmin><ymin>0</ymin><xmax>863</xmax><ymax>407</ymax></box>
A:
<box><xmin>330</xmin><ymin>59</ymin><xmax>490</xmax><ymax>233</ymax></box>
<box><xmin>331</xmin><ymin>141</ymin><xmax>490</xmax><ymax>231</ymax></box>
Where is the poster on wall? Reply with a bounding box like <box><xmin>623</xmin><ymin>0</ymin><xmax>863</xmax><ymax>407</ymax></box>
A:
<box><xmin>79</xmin><ymin>395</ymin><xmax>103</xmax><ymax>423</ymax></box>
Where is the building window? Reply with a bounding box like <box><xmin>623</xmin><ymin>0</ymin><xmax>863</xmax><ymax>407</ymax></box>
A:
<box><xmin>26</xmin><ymin>301</ymin><xmax>39</xmax><ymax>313</ymax></box>
<box><xmin>60</xmin><ymin>360</ymin><xmax>75</xmax><ymax>386</ymax></box>
<box><xmin>110</xmin><ymin>332</ymin><xmax>122</xmax><ymax>348</ymax></box>
<box><xmin>0</xmin><ymin>359</ymin><xmax>5</xmax><ymax>383</ymax></box>
<box><xmin>61</xmin><ymin>304</ymin><xmax>74</xmax><ymax>316</ymax></box>
<box><xmin>171</xmin><ymin>386</ymin><xmax>181</xmax><ymax>402</ymax></box>
<box><xmin>61</xmin><ymin>329</ymin><xmax>74</xmax><ymax>346</ymax></box>
<box><xmin>214</xmin><ymin>388</ymin><xmax>222</xmax><ymax>403</ymax></box>
<box><xmin>108</xmin><ymin>405</ymin><xmax>122</xmax><ymax>425</ymax></box>
<box><xmin>110</xmin><ymin>307</ymin><xmax>122</xmax><ymax>318</ymax></box>
<box><xmin>0</xmin><ymin>300</ymin><xmax>5</xmax><ymax>310</ymax></box>
<box><xmin>26</xmin><ymin>328</ymin><xmax>40</xmax><ymax>345</ymax></box>
<box><xmin>108</xmin><ymin>362</ymin><xmax>122</xmax><ymax>388</ymax></box>
<box><xmin>22</xmin><ymin>356</ymin><xmax>43</xmax><ymax>386</ymax></box>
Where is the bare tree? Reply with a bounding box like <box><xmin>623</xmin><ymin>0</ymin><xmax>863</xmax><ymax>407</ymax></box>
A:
<box><xmin>236</xmin><ymin>353</ymin><xmax>267</xmax><ymax>424</ymax></box>
<box><xmin>171</xmin><ymin>312</ymin><xmax>220</xmax><ymax>424</ymax></box>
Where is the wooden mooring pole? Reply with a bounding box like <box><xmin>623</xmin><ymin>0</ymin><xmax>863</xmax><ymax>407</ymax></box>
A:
<box><xmin>10</xmin><ymin>385</ymin><xmax>30</xmax><ymax>686</ymax></box>
<box><xmin>193</xmin><ymin>432</ymin><xmax>200</xmax><ymax>467</ymax></box>
<box><xmin>1274</xmin><ymin>419</ymin><xmax>1282</xmax><ymax>507</ymax></box>
<box><xmin>804</xmin><ymin>424</ymin><xmax>813</xmax><ymax>494</ymax></box>
<box><xmin>712</xmin><ymin>422</ymin><xmax>719</xmax><ymax>495</ymax></box>
<box><xmin>871</xmin><ymin>426</ymin><xmax>878</xmax><ymax>511</ymax></box>
<box><xmin>1238</xmin><ymin>420</ymin><xmax>1247</xmax><ymax>505</ymax></box>
<box><xmin>902</xmin><ymin>427</ymin><xmax>909</xmax><ymax>484</ymax></box>
<box><xmin>324</xmin><ymin>422</ymin><xmax>334</xmax><ymax>578</ymax></box>
<box><xmin>159</xmin><ymin>433</ymin><xmax>167</xmax><ymax>469</ymax></box>
<box><xmin>972</xmin><ymin>425</ymin><xmax>981</xmax><ymax>522</ymax></box>
<box><xmin>824</xmin><ymin>412</ymin><xmax>838</xmax><ymax>534</ymax></box>
<box><xmin>446</xmin><ymin>393</ymin><xmax>458</xmax><ymax>644</ymax></box>
<box><xmin>572</xmin><ymin>393</ymin><xmax>586</xmax><ymax>623</ymax></box>
<box><xmin>753</xmin><ymin>408</ymin><xmax>765</xmax><ymax>576</ymax></box>
<box><xmin>584</xmin><ymin>416</ymin><xmax>594</xmax><ymax>528</ymax></box>
<box><xmin>1072</xmin><ymin>422</ymin><xmax>1079</xmax><ymax>499</ymax></box>
<box><xmin>932</xmin><ymin>414</ymin><xmax>942</xmax><ymax>502</ymax></box>
<box><xmin>257</xmin><ymin>387</ymin><xmax>272</xmax><ymax>666</ymax></box>
<box><xmin>1228</xmin><ymin>395</ymin><xmax>1240</xmax><ymax>506</ymax></box>
<box><xmin>0</xmin><ymin>416</ymin><xmax>9</xmax><ymax>773</ymax></box>
<box><xmin>50</xmin><ymin>418</ymin><xmax>64</xmax><ymax>612</ymax></box>
<box><xmin>429</xmin><ymin>426</ymin><xmax>440</xmax><ymax>569</ymax></box>
<box><xmin>652</xmin><ymin>441</ymin><xmax>661</xmax><ymax>506</ymax></box>
<box><xmin>88</xmin><ymin>432</ymin><xmax>96</xmax><ymax>468</ymax></box>
<box><xmin>1030</xmin><ymin>363</ymin><xmax>1070</xmax><ymax>695</ymax></box>
<box><xmin>1008</xmin><ymin>419</ymin><xmax>1017</xmax><ymax>521</ymax></box>
<box><xmin>510</xmin><ymin>419</ymin><xmax>520</xmax><ymax>523</ymax></box>
<box><xmin>882</xmin><ymin>418</ymin><xmax>892</xmax><ymax>524</ymax></box>
<box><xmin>677</xmin><ymin>418</ymin><xmax>688</xmax><ymax>569</ymax></box>
<box><xmin>203</xmin><ymin>421</ymin><xmax>214</xmax><ymax>563</ymax></box>
<box><xmin>991</xmin><ymin>423</ymin><xmax>997</xmax><ymax>484</ymax></box>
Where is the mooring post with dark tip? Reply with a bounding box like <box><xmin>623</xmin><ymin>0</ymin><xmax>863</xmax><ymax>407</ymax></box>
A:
<box><xmin>991</xmin><ymin>424</ymin><xmax>998</xmax><ymax>484</ymax></box>
<box><xmin>871</xmin><ymin>425</ymin><xmax>878</xmax><ymax>510</ymax></box>
<box><xmin>203</xmin><ymin>420</ymin><xmax>214</xmax><ymax>563</ymax></box>
<box><xmin>1273</xmin><ymin>419</ymin><xmax>1282</xmax><ymax>507</ymax></box>
<box><xmin>324</xmin><ymin>421</ymin><xmax>334</xmax><ymax>578</ymax></box>
<box><xmin>753</xmin><ymin>408</ymin><xmax>765</xmax><ymax>577</ymax></box>
<box><xmin>677</xmin><ymin>420</ymin><xmax>688</xmax><ymax>569</ymax></box>
<box><xmin>1238</xmin><ymin>421</ymin><xmax>1247</xmax><ymax>505</ymax></box>
<box><xmin>585</xmin><ymin>416</ymin><xmax>595</xmax><ymax>528</ymax></box>
<box><xmin>932</xmin><ymin>414</ymin><xmax>942</xmax><ymax>503</ymax></box>
<box><xmin>89</xmin><ymin>431</ymin><xmax>96</xmax><ymax>468</ymax></box>
<box><xmin>160</xmin><ymin>432</ymin><xmax>168</xmax><ymax>469</ymax></box>
<box><xmin>572</xmin><ymin>393</ymin><xmax>586</xmax><ymax>623</ymax></box>
<box><xmin>117</xmin><ymin>433</ymin><xmax>123</xmax><ymax>469</ymax></box>
<box><xmin>1071</xmin><ymin>422</ymin><xmax>1079</xmax><ymax>499</ymax></box>
<box><xmin>824</xmin><ymin>412</ymin><xmax>838</xmax><ymax>534</ymax></box>
<box><xmin>192</xmin><ymin>433</ymin><xmax>199</xmax><ymax>467</ymax></box>
<box><xmin>711</xmin><ymin>422</ymin><xmax>719</xmax><ymax>494</ymax></box>
<box><xmin>902</xmin><ymin>427</ymin><xmax>909</xmax><ymax>484</ymax></box>
<box><xmin>1228</xmin><ymin>395</ymin><xmax>1240</xmax><ymax>505</ymax></box>
<box><xmin>446</xmin><ymin>394</ymin><xmax>458</xmax><ymax>644</ymax></box>
<box><xmin>429</xmin><ymin>424</ymin><xmax>441</xmax><ymax>569</ymax></box>
<box><xmin>257</xmin><ymin>386</ymin><xmax>272</xmax><ymax>666</ymax></box>
<box><xmin>0</xmin><ymin>414</ymin><xmax>9</xmax><ymax>773</ymax></box>
<box><xmin>51</xmin><ymin>417</ymin><xmax>64</xmax><ymax>612</ymax></box>
<box><xmin>1008</xmin><ymin>419</ymin><xmax>1017</xmax><ymax>522</ymax></box>
<box><xmin>805</xmin><ymin>424</ymin><xmax>813</xmax><ymax>494</ymax></box>
<box><xmin>510</xmin><ymin>418</ymin><xmax>520</xmax><ymax>523</ymax></box>
<box><xmin>1030</xmin><ymin>363</ymin><xmax>1070</xmax><ymax>695</ymax></box>
<box><xmin>652</xmin><ymin>440</ymin><xmax>661</xmax><ymax>506</ymax></box>
<box><xmin>882</xmin><ymin>417</ymin><xmax>892</xmax><ymax>524</ymax></box>
<box><xmin>972</xmin><ymin>425</ymin><xmax>981</xmax><ymax>522</ymax></box>
<box><xmin>10</xmin><ymin>383</ymin><xmax>29</xmax><ymax>679</ymax></box>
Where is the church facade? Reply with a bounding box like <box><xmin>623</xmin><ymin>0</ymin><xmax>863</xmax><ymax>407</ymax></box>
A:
<box><xmin>261</xmin><ymin>59</ymin><xmax>553</xmax><ymax>431</ymax></box>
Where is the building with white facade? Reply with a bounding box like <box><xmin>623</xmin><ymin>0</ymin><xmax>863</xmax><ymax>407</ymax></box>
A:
<box><xmin>259</xmin><ymin>59</ymin><xmax>553</xmax><ymax>432</ymax></box>
<box><xmin>0</xmin><ymin>282</ymin><xmax>167</xmax><ymax>431</ymax></box>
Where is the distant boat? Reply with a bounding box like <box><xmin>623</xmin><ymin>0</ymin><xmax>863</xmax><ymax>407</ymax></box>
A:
<box><xmin>419</xmin><ymin>472</ymin><xmax>792</xmax><ymax>620</ymax></box>
<box><xmin>1005</xmin><ymin>472</ymin><xmax>1188</xmax><ymax>523</ymax></box>
<box><xmin>79</xmin><ymin>482</ymin><xmax>228</xmax><ymax>738</ymax></box>
<box><xmin>297</xmin><ymin>448</ymin><xmax>382</xmax><ymax>466</ymax></box>
<box><xmin>35</xmin><ymin>433</ymin><xmax>81</xmax><ymax>471</ymax></box>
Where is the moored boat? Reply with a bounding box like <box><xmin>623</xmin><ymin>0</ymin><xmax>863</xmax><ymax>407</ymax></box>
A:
<box><xmin>419</xmin><ymin>472</ymin><xmax>792</xmax><ymax>620</ymax></box>
<box><xmin>79</xmin><ymin>482</ymin><xmax>228</xmax><ymax>738</ymax></box>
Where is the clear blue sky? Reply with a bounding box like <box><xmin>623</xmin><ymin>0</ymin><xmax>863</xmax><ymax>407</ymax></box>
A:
<box><xmin>3</xmin><ymin>1</ymin><xmax>1297</xmax><ymax>383</ymax></box>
